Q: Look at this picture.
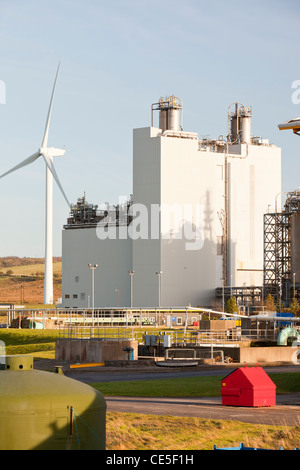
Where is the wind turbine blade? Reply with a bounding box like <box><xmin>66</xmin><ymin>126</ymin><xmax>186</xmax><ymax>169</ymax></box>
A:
<box><xmin>41</xmin><ymin>61</ymin><xmax>61</xmax><ymax>148</ymax></box>
<box><xmin>0</xmin><ymin>151</ymin><xmax>40</xmax><ymax>179</ymax></box>
<box><xmin>42</xmin><ymin>154</ymin><xmax>70</xmax><ymax>207</ymax></box>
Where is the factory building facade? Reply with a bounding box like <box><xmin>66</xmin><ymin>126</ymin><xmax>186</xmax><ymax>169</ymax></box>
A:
<box><xmin>62</xmin><ymin>98</ymin><xmax>281</xmax><ymax>308</ymax></box>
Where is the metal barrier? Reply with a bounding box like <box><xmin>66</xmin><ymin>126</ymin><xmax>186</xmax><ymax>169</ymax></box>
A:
<box><xmin>2</xmin><ymin>307</ymin><xmax>296</xmax><ymax>344</ymax></box>
<box><xmin>57</xmin><ymin>326</ymin><xmax>241</xmax><ymax>346</ymax></box>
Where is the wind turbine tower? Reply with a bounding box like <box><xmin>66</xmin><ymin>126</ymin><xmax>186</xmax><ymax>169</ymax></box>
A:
<box><xmin>0</xmin><ymin>63</ymin><xmax>69</xmax><ymax>305</ymax></box>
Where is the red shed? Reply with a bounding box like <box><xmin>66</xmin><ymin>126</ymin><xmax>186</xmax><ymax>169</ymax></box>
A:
<box><xmin>221</xmin><ymin>366</ymin><xmax>276</xmax><ymax>407</ymax></box>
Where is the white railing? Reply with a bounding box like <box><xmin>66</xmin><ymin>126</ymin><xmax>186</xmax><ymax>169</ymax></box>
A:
<box><xmin>56</xmin><ymin>325</ymin><xmax>277</xmax><ymax>344</ymax></box>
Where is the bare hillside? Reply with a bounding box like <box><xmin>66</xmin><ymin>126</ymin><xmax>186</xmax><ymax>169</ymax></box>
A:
<box><xmin>0</xmin><ymin>257</ymin><xmax>62</xmax><ymax>305</ymax></box>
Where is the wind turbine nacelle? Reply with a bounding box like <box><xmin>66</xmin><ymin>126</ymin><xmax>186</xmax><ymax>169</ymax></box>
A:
<box><xmin>40</xmin><ymin>147</ymin><xmax>66</xmax><ymax>158</ymax></box>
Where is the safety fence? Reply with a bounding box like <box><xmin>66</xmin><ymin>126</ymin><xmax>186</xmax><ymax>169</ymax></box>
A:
<box><xmin>1</xmin><ymin>307</ymin><xmax>295</xmax><ymax>343</ymax></box>
<box><xmin>56</xmin><ymin>325</ymin><xmax>278</xmax><ymax>345</ymax></box>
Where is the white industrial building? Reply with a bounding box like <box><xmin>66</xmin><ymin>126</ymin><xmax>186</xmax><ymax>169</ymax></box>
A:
<box><xmin>61</xmin><ymin>98</ymin><xmax>281</xmax><ymax>308</ymax></box>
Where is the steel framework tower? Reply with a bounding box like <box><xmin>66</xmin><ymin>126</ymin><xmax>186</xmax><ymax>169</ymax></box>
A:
<box><xmin>263</xmin><ymin>191</ymin><xmax>300</xmax><ymax>304</ymax></box>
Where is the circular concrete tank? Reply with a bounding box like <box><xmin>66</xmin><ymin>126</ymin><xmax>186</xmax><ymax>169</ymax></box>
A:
<box><xmin>0</xmin><ymin>356</ymin><xmax>106</xmax><ymax>450</ymax></box>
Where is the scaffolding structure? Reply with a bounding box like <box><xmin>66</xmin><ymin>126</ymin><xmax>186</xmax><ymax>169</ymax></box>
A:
<box><xmin>263</xmin><ymin>190</ymin><xmax>300</xmax><ymax>304</ymax></box>
<box><xmin>263</xmin><ymin>212</ymin><xmax>291</xmax><ymax>302</ymax></box>
<box><xmin>215</xmin><ymin>286</ymin><xmax>263</xmax><ymax>307</ymax></box>
<box><xmin>216</xmin><ymin>191</ymin><xmax>300</xmax><ymax>308</ymax></box>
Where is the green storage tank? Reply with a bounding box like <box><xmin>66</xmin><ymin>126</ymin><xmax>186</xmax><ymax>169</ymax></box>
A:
<box><xmin>0</xmin><ymin>355</ymin><xmax>106</xmax><ymax>450</ymax></box>
<box><xmin>28</xmin><ymin>321</ymin><xmax>44</xmax><ymax>329</ymax></box>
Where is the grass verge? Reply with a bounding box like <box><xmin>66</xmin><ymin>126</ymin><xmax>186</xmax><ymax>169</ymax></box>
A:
<box><xmin>106</xmin><ymin>412</ymin><xmax>300</xmax><ymax>450</ymax></box>
<box><xmin>0</xmin><ymin>328</ymin><xmax>59</xmax><ymax>345</ymax></box>
<box><xmin>92</xmin><ymin>372</ymin><xmax>300</xmax><ymax>397</ymax></box>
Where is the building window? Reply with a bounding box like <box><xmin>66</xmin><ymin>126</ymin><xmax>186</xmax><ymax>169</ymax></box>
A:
<box><xmin>65</xmin><ymin>294</ymin><xmax>70</xmax><ymax>299</ymax></box>
<box><xmin>80</xmin><ymin>293</ymin><xmax>85</xmax><ymax>300</ymax></box>
<box><xmin>176</xmin><ymin>317</ymin><xmax>182</xmax><ymax>325</ymax></box>
<box><xmin>73</xmin><ymin>294</ymin><xmax>78</xmax><ymax>299</ymax></box>
<box><xmin>75</xmin><ymin>276</ymin><xmax>79</xmax><ymax>283</ymax></box>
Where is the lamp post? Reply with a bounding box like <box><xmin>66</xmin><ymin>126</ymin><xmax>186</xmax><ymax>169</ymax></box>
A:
<box><xmin>293</xmin><ymin>272</ymin><xmax>296</xmax><ymax>299</ymax></box>
<box><xmin>156</xmin><ymin>271</ymin><xmax>163</xmax><ymax>308</ymax></box>
<box><xmin>221</xmin><ymin>278</ymin><xmax>225</xmax><ymax>312</ymax></box>
<box><xmin>279</xmin><ymin>283</ymin><xmax>282</xmax><ymax>312</ymax></box>
<box><xmin>278</xmin><ymin>118</ymin><xmax>300</xmax><ymax>136</ymax></box>
<box><xmin>115</xmin><ymin>288</ymin><xmax>119</xmax><ymax>307</ymax></box>
<box><xmin>20</xmin><ymin>284</ymin><xmax>24</xmax><ymax>305</ymax></box>
<box><xmin>128</xmin><ymin>270</ymin><xmax>134</xmax><ymax>308</ymax></box>
<box><xmin>88</xmin><ymin>263</ymin><xmax>98</xmax><ymax>327</ymax></box>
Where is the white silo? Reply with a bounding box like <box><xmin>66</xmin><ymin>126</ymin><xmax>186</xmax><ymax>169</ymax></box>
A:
<box><xmin>228</xmin><ymin>102</ymin><xmax>252</xmax><ymax>144</ymax></box>
<box><xmin>151</xmin><ymin>95</ymin><xmax>183</xmax><ymax>132</ymax></box>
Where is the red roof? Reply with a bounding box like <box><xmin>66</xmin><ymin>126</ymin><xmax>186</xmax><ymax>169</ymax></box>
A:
<box><xmin>222</xmin><ymin>366</ymin><xmax>276</xmax><ymax>389</ymax></box>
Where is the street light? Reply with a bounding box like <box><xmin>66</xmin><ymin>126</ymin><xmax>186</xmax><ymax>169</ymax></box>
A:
<box><xmin>293</xmin><ymin>272</ymin><xmax>296</xmax><ymax>299</ymax></box>
<box><xmin>278</xmin><ymin>118</ymin><xmax>300</xmax><ymax>136</ymax></box>
<box><xmin>88</xmin><ymin>263</ymin><xmax>98</xmax><ymax>327</ymax></box>
<box><xmin>114</xmin><ymin>288</ymin><xmax>119</xmax><ymax>307</ymax></box>
<box><xmin>221</xmin><ymin>278</ymin><xmax>225</xmax><ymax>312</ymax></box>
<box><xmin>20</xmin><ymin>284</ymin><xmax>24</xmax><ymax>305</ymax></box>
<box><xmin>156</xmin><ymin>271</ymin><xmax>163</xmax><ymax>308</ymax></box>
<box><xmin>128</xmin><ymin>270</ymin><xmax>135</xmax><ymax>308</ymax></box>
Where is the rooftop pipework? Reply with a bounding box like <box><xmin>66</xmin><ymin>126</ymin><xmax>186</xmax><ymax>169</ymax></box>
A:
<box><xmin>65</xmin><ymin>194</ymin><xmax>103</xmax><ymax>227</ymax></box>
<box><xmin>64</xmin><ymin>195</ymin><xmax>133</xmax><ymax>229</ymax></box>
<box><xmin>228</xmin><ymin>102</ymin><xmax>252</xmax><ymax>144</ymax></box>
<box><xmin>151</xmin><ymin>95</ymin><xmax>183</xmax><ymax>132</ymax></box>
<box><xmin>198</xmin><ymin>103</ymin><xmax>271</xmax><ymax>153</ymax></box>
<box><xmin>228</xmin><ymin>103</ymin><xmax>252</xmax><ymax>144</ymax></box>
<box><xmin>284</xmin><ymin>189</ymin><xmax>300</xmax><ymax>213</ymax></box>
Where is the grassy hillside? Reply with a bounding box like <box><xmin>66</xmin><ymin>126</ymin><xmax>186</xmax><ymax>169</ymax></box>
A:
<box><xmin>0</xmin><ymin>257</ymin><xmax>62</xmax><ymax>305</ymax></box>
<box><xmin>2</xmin><ymin>262</ymin><xmax>62</xmax><ymax>276</ymax></box>
<box><xmin>0</xmin><ymin>256</ymin><xmax>61</xmax><ymax>269</ymax></box>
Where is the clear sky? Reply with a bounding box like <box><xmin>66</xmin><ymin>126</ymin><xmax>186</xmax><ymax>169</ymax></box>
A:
<box><xmin>0</xmin><ymin>0</ymin><xmax>299</xmax><ymax>257</ymax></box>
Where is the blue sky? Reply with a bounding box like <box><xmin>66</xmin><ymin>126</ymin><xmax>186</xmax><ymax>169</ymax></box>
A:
<box><xmin>0</xmin><ymin>0</ymin><xmax>299</xmax><ymax>257</ymax></box>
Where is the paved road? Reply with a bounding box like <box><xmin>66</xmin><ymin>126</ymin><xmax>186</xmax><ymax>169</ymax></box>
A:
<box><xmin>65</xmin><ymin>365</ymin><xmax>234</xmax><ymax>383</ymax></box>
<box><xmin>65</xmin><ymin>364</ymin><xmax>300</xmax><ymax>426</ymax></box>
<box><xmin>65</xmin><ymin>364</ymin><xmax>300</xmax><ymax>384</ymax></box>
<box><xmin>105</xmin><ymin>394</ymin><xmax>300</xmax><ymax>426</ymax></box>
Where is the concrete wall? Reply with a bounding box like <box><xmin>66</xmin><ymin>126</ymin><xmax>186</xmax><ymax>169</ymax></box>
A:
<box><xmin>228</xmin><ymin>143</ymin><xmax>281</xmax><ymax>287</ymax></box>
<box><xmin>160</xmin><ymin>133</ymin><xmax>220</xmax><ymax>307</ymax></box>
<box><xmin>169</xmin><ymin>345</ymin><xmax>298</xmax><ymax>364</ymax></box>
<box><xmin>132</xmin><ymin>127</ymin><xmax>162</xmax><ymax>307</ymax></box>
<box><xmin>132</xmin><ymin>127</ymin><xmax>221</xmax><ymax>307</ymax></box>
<box><xmin>62</xmin><ymin>226</ymin><xmax>132</xmax><ymax>308</ymax></box>
<box><xmin>199</xmin><ymin>319</ymin><xmax>238</xmax><ymax>330</ymax></box>
<box><xmin>55</xmin><ymin>339</ymin><xmax>138</xmax><ymax>362</ymax></box>
<box><xmin>239</xmin><ymin>346</ymin><xmax>298</xmax><ymax>364</ymax></box>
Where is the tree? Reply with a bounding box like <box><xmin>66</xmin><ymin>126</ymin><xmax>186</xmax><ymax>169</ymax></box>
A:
<box><xmin>226</xmin><ymin>296</ymin><xmax>239</xmax><ymax>314</ymax></box>
<box><xmin>289</xmin><ymin>297</ymin><xmax>300</xmax><ymax>316</ymax></box>
<box><xmin>264</xmin><ymin>294</ymin><xmax>275</xmax><ymax>312</ymax></box>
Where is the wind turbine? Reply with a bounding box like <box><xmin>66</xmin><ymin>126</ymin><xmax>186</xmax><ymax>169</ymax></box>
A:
<box><xmin>0</xmin><ymin>62</ymin><xmax>70</xmax><ymax>305</ymax></box>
